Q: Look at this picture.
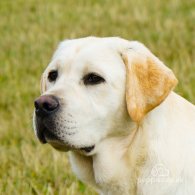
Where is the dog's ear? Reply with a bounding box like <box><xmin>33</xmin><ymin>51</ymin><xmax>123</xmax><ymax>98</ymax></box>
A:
<box><xmin>121</xmin><ymin>42</ymin><xmax>178</xmax><ymax>122</ymax></box>
<box><xmin>40</xmin><ymin>74</ymin><xmax>46</xmax><ymax>94</ymax></box>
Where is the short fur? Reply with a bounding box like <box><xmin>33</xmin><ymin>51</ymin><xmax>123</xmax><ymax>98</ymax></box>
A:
<box><xmin>33</xmin><ymin>37</ymin><xmax>195</xmax><ymax>195</ymax></box>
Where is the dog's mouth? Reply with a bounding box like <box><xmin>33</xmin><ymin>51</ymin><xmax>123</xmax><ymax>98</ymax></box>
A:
<box><xmin>49</xmin><ymin>138</ymin><xmax>95</xmax><ymax>154</ymax></box>
<box><xmin>36</xmin><ymin>126</ymin><xmax>95</xmax><ymax>153</ymax></box>
<box><xmin>36</xmin><ymin>127</ymin><xmax>47</xmax><ymax>144</ymax></box>
<box><xmin>80</xmin><ymin>145</ymin><xmax>95</xmax><ymax>153</ymax></box>
<box><xmin>36</xmin><ymin>127</ymin><xmax>61</xmax><ymax>145</ymax></box>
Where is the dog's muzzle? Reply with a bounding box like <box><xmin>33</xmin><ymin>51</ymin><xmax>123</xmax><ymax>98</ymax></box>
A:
<box><xmin>34</xmin><ymin>95</ymin><xmax>95</xmax><ymax>154</ymax></box>
<box><xmin>34</xmin><ymin>95</ymin><xmax>59</xmax><ymax>143</ymax></box>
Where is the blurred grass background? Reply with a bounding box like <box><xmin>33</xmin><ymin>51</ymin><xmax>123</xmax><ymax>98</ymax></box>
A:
<box><xmin>0</xmin><ymin>0</ymin><xmax>194</xmax><ymax>194</ymax></box>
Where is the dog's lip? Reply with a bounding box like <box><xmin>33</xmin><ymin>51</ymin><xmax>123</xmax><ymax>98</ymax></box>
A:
<box><xmin>36</xmin><ymin>128</ymin><xmax>47</xmax><ymax>144</ymax></box>
<box><xmin>47</xmin><ymin>138</ymin><xmax>95</xmax><ymax>153</ymax></box>
<box><xmin>80</xmin><ymin>145</ymin><xmax>95</xmax><ymax>153</ymax></box>
<box><xmin>48</xmin><ymin>140</ymin><xmax>95</xmax><ymax>154</ymax></box>
<box><xmin>37</xmin><ymin>126</ymin><xmax>62</xmax><ymax>144</ymax></box>
<box><xmin>48</xmin><ymin>140</ymin><xmax>70</xmax><ymax>151</ymax></box>
<box><xmin>36</xmin><ymin>125</ymin><xmax>95</xmax><ymax>153</ymax></box>
<box><xmin>48</xmin><ymin>140</ymin><xmax>95</xmax><ymax>153</ymax></box>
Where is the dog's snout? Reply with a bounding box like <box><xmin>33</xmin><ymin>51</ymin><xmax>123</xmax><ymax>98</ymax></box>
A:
<box><xmin>34</xmin><ymin>95</ymin><xmax>59</xmax><ymax>117</ymax></box>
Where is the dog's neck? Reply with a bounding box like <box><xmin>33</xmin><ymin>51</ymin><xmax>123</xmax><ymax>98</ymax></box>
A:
<box><xmin>68</xmin><ymin>92</ymin><xmax>195</xmax><ymax>194</ymax></box>
<box><xmin>69</xmin><ymin>123</ymin><xmax>148</xmax><ymax>194</ymax></box>
<box><xmin>69</xmin><ymin>93</ymin><xmax>175</xmax><ymax>194</ymax></box>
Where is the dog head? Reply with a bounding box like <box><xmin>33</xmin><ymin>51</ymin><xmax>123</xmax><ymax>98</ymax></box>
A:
<box><xmin>33</xmin><ymin>37</ymin><xmax>177</xmax><ymax>154</ymax></box>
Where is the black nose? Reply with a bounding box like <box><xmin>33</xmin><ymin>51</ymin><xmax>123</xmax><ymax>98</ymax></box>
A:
<box><xmin>34</xmin><ymin>95</ymin><xmax>59</xmax><ymax>117</ymax></box>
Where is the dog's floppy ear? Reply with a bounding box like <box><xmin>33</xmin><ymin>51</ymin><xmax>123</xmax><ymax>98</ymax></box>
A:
<box><xmin>40</xmin><ymin>74</ymin><xmax>46</xmax><ymax>94</ymax></box>
<box><xmin>121</xmin><ymin>42</ymin><xmax>178</xmax><ymax>122</ymax></box>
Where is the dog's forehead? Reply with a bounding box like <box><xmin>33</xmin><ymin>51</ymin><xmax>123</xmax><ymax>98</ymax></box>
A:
<box><xmin>48</xmin><ymin>37</ymin><xmax>125</xmax><ymax>74</ymax></box>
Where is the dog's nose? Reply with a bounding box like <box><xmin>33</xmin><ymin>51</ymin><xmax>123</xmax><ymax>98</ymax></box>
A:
<box><xmin>34</xmin><ymin>95</ymin><xmax>59</xmax><ymax>117</ymax></box>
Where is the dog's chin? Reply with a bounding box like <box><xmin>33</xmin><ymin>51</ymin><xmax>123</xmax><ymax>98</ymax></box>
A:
<box><xmin>47</xmin><ymin>140</ymin><xmax>96</xmax><ymax>156</ymax></box>
<box><xmin>47</xmin><ymin>140</ymin><xmax>70</xmax><ymax>152</ymax></box>
<box><xmin>35</xmin><ymin>128</ymin><xmax>96</xmax><ymax>154</ymax></box>
<box><xmin>49</xmin><ymin>142</ymin><xmax>95</xmax><ymax>156</ymax></box>
<box><xmin>47</xmin><ymin>139</ymin><xmax>95</xmax><ymax>155</ymax></box>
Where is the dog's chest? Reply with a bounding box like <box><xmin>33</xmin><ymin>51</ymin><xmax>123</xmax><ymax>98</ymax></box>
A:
<box><xmin>93</xmin><ymin>152</ymin><xmax>132</xmax><ymax>193</ymax></box>
<box><xmin>69</xmin><ymin>151</ymin><xmax>135</xmax><ymax>195</ymax></box>
<box><xmin>94</xmin><ymin>171</ymin><xmax>133</xmax><ymax>195</ymax></box>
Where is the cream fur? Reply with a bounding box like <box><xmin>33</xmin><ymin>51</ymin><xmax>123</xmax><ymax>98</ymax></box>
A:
<box><xmin>34</xmin><ymin>37</ymin><xmax>195</xmax><ymax>195</ymax></box>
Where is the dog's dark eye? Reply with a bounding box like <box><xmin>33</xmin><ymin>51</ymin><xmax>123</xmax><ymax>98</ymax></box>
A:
<box><xmin>48</xmin><ymin>70</ymin><xmax>58</xmax><ymax>82</ymax></box>
<box><xmin>83</xmin><ymin>73</ymin><xmax>105</xmax><ymax>85</ymax></box>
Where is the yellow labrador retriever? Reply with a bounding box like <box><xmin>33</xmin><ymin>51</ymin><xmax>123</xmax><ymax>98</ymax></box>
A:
<box><xmin>33</xmin><ymin>37</ymin><xmax>195</xmax><ymax>195</ymax></box>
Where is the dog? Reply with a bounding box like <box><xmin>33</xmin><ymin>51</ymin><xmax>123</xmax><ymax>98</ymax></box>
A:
<box><xmin>33</xmin><ymin>37</ymin><xmax>195</xmax><ymax>195</ymax></box>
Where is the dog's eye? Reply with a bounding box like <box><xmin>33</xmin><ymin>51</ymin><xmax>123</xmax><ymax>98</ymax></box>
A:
<box><xmin>48</xmin><ymin>70</ymin><xmax>58</xmax><ymax>82</ymax></box>
<box><xmin>83</xmin><ymin>73</ymin><xmax>105</xmax><ymax>85</ymax></box>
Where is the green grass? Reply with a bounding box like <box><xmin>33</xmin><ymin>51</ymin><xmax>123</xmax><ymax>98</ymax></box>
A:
<box><xmin>0</xmin><ymin>0</ymin><xmax>194</xmax><ymax>194</ymax></box>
